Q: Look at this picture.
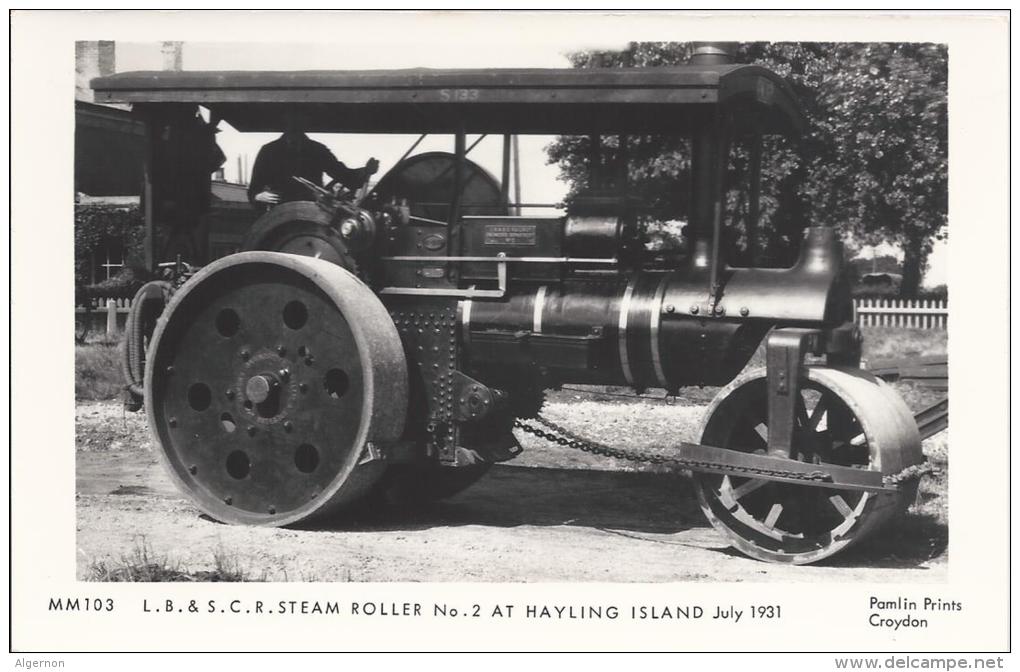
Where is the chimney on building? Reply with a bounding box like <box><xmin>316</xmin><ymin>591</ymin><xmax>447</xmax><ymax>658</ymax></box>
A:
<box><xmin>162</xmin><ymin>41</ymin><xmax>183</xmax><ymax>71</ymax></box>
<box><xmin>75</xmin><ymin>40</ymin><xmax>116</xmax><ymax>102</ymax></box>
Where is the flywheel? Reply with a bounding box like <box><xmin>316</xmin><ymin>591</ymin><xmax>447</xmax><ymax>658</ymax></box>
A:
<box><xmin>692</xmin><ymin>366</ymin><xmax>923</xmax><ymax>564</ymax></box>
<box><xmin>144</xmin><ymin>251</ymin><xmax>407</xmax><ymax>526</ymax></box>
<box><xmin>241</xmin><ymin>201</ymin><xmax>354</xmax><ymax>270</ymax></box>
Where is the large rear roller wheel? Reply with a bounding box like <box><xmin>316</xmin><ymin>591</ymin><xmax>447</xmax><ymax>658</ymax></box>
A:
<box><xmin>144</xmin><ymin>251</ymin><xmax>407</xmax><ymax>526</ymax></box>
<box><xmin>692</xmin><ymin>366</ymin><xmax>922</xmax><ymax>565</ymax></box>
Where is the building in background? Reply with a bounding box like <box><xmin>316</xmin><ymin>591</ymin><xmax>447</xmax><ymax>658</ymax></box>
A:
<box><xmin>75</xmin><ymin>41</ymin><xmax>254</xmax><ymax>282</ymax></box>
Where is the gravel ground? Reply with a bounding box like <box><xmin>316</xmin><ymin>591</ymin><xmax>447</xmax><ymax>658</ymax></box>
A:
<box><xmin>76</xmin><ymin>393</ymin><xmax>948</xmax><ymax>583</ymax></box>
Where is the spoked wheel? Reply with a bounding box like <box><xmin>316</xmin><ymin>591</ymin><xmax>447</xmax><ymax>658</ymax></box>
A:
<box><xmin>241</xmin><ymin>202</ymin><xmax>353</xmax><ymax>269</ymax></box>
<box><xmin>693</xmin><ymin>366</ymin><xmax>922</xmax><ymax>565</ymax></box>
<box><xmin>145</xmin><ymin>251</ymin><xmax>407</xmax><ymax>526</ymax></box>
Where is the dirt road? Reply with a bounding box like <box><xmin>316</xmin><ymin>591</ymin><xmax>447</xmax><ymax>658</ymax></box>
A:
<box><xmin>76</xmin><ymin>400</ymin><xmax>948</xmax><ymax>583</ymax></box>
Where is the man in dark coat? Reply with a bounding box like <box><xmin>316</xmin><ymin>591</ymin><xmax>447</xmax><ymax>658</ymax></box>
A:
<box><xmin>248</xmin><ymin>115</ymin><xmax>379</xmax><ymax>209</ymax></box>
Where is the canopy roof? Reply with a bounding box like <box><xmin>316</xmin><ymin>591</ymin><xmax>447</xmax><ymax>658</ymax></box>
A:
<box><xmin>91</xmin><ymin>65</ymin><xmax>805</xmax><ymax>136</ymax></box>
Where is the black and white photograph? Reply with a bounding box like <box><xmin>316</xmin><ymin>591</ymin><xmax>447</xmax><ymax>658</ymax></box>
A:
<box><xmin>9</xmin><ymin>9</ymin><xmax>1010</xmax><ymax>659</ymax></box>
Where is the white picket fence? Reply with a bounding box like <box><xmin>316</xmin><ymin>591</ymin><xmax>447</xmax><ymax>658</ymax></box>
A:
<box><xmin>76</xmin><ymin>297</ymin><xmax>132</xmax><ymax>336</ymax></box>
<box><xmin>854</xmin><ymin>298</ymin><xmax>948</xmax><ymax>329</ymax></box>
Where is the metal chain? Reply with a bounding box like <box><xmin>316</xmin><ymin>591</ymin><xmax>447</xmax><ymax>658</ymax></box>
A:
<box><xmin>514</xmin><ymin>414</ymin><xmax>932</xmax><ymax>488</ymax></box>
<box><xmin>515</xmin><ymin>415</ymin><xmax>829</xmax><ymax>482</ymax></box>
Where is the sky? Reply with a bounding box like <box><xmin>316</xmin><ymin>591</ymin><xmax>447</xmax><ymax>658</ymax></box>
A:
<box><xmin>114</xmin><ymin>40</ymin><xmax>946</xmax><ymax>287</ymax></box>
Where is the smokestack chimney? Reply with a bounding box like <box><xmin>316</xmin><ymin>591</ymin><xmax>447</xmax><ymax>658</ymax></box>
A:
<box><xmin>75</xmin><ymin>40</ymin><xmax>116</xmax><ymax>102</ymax></box>
<box><xmin>690</xmin><ymin>42</ymin><xmax>737</xmax><ymax>66</ymax></box>
<box><xmin>162</xmin><ymin>41</ymin><xmax>183</xmax><ymax>71</ymax></box>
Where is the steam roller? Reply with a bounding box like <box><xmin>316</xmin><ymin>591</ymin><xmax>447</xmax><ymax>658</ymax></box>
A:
<box><xmin>142</xmin><ymin>151</ymin><xmax>926</xmax><ymax>563</ymax></box>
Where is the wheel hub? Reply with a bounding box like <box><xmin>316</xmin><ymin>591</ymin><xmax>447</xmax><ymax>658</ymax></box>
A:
<box><xmin>233</xmin><ymin>352</ymin><xmax>298</xmax><ymax>425</ymax></box>
<box><xmin>245</xmin><ymin>373</ymin><xmax>281</xmax><ymax>405</ymax></box>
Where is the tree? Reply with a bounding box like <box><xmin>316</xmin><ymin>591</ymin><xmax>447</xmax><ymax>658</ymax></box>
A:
<box><xmin>545</xmin><ymin>42</ymin><xmax>948</xmax><ymax>296</ymax></box>
<box><xmin>74</xmin><ymin>202</ymin><xmax>146</xmax><ymax>290</ymax></box>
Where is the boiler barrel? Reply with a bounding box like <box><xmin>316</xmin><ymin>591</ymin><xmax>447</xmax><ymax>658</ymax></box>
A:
<box><xmin>459</xmin><ymin>273</ymin><xmax>765</xmax><ymax>389</ymax></box>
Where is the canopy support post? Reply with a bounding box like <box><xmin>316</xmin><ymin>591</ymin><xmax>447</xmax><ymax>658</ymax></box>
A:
<box><xmin>512</xmin><ymin>134</ymin><xmax>521</xmax><ymax>216</ymax></box>
<box><xmin>447</xmin><ymin>128</ymin><xmax>466</xmax><ymax>281</ymax></box>
<box><xmin>142</xmin><ymin>114</ymin><xmax>156</xmax><ymax>273</ymax></box>
<box><xmin>500</xmin><ymin>134</ymin><xmax>511</xmax><ymax>210</ymax></box>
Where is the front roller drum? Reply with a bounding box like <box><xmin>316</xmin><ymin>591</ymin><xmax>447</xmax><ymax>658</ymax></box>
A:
<box><xmin>693</xmin><ymin>366</ymin><xmax>923</xmax><ymax>565</ymax></box>
<box><xmin>144</xmin><ymin>251</ymin><xmax>408</xmax><ymax>526</ymax></box>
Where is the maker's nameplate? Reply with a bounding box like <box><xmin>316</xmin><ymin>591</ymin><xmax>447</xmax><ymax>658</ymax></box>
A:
<box><xmin>484</xmin><ymin>224</ymin><xmax>537</xmax><ymax>246</ymax></box>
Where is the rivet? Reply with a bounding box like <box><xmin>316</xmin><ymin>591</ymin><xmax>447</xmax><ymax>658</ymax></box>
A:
<box><xmin>241</xmin><ymin>350</ymin><xmax>250</xmax><ymax>361</ymax></box>
<box><xmin>740</xmin><ymin>306</ymin><xmax>749</xmax><ymax>317</ymax></box>
<box><xmin>299</xmin><ymin>383</ymin><xmax>309</xmax><ymax>393</ymax></box>
<box><xmin>715</xmin><ymin>306</ymin><xmax>726</xmax><ymax>316</ymax></box>
<box><xmin>224</xmin><ymin>497</ymin><xmax>232</xmax><ymax>505</ymax></box>
<box><xmin>690</xmin><ymin>305</ymin><xmax>699</xmax><ymax>315</ymax></box>
<box><xmin>168</xmin><ymin>417</ymin><xmax>178</xmax><ymax>427</ymax></box>
<box><xmin>247</xmin><ymin>426</ymin><xmax>257</xmax><ymax>436</ymax></box>
<box><xmin>278</xmin><ymin>368</ymin><xmax>290</xmax><ymax>381</ymax></box>
<box><xmin>268</xmin><ymin>506</ymin><xmax>276</xmax><ymax>515</ymax></box>
<box><xmin>165</xmin><ymin>365</ymin><xmax>175</xmax><ymax>375</ymax></box>
<box><xmin>225</xmin><ymin>389</ymin><xmax>235</xmax><ymax>399</ymax></box>
<box><xmin>665</xmin><ymin>304</ymin><xmax>676</xmax><ymax>313</ymax></box>
<box><xmin>276</xmin><ymin>344</ymin><xmax>286</xmax><ymax>356</ymax></box>
<box><xmin>283</xmin><ymin>421</ymin><xmax>293</xmax><ymax>433</ymax></box>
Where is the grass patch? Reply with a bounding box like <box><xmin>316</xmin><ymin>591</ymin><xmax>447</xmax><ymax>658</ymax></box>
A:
<box><xmin>861</xmin><ymin>326</ymin><xmax>947</xmax><ymax>360</ymax></box>
<box><xmin>86</xmin><ymin>540</ymin><xmax>258</xmax><ymax>582</ymax></box>
<box><xmin>76</xmin><ymin>340</ymin><xmax>125</xmax><ymax>401</ymax></box>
